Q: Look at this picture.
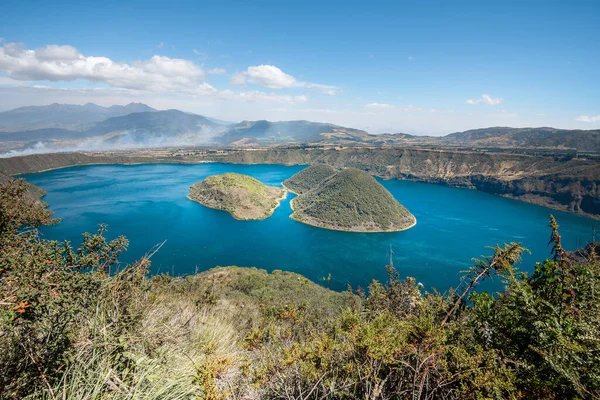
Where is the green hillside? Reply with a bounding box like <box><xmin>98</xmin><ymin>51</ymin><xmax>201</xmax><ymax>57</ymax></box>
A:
<box><xmin>282</xmin><ymin>164</ymin><xmax>337</xmax><ymax>194</ymax></box>
<box><xmin>290</xmin><ymin>168</ymin><xmax>416</xmax><ymax>232</ymax></box>
<box><xmin>3</xmin><ymin>179</ymin><xmax>599</xmax><ymax>399</ymax></box>
<box><xmin>188</xmin><ymin>173</ymin><xmax>286</xmax><ymax>220</ymax></box>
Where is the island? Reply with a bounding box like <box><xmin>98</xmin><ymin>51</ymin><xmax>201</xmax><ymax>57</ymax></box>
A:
<box><xmin>283</xmin><ymin>164</ymin><xmax>337</xmax><ymax>194</ymax></box>
<box><xmin>188</xmin><ymin>173</ymin><xmax>286</xmax><ymax>220</ymax></box>
<box><xmin>288</xmin><ymin>167</ymin><xmax>416</xmax><ymax>232</ymax></box>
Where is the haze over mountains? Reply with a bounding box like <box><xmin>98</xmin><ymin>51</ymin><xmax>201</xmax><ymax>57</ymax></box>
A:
<box><xmin>1</xmin><ymin>102</ymin><xmax>599</xmax><ymax>157</ymax></box>
<box><xmin>0</xmin><ymin>103</ymin><xmax>156</xmax><ymax>132</ymax></box>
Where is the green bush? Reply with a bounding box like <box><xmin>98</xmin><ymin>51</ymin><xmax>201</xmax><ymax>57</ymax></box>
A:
<box><xmin>1</xmin><ymin>179</ymin><xmax>599</xmax><ymax>399</ymax></box>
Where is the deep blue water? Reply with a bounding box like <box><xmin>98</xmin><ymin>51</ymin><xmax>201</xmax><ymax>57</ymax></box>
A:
<box><xmin>24</xmin><ymin>163</ymin><xmax>597</xmax><ymax>293</ymax></box>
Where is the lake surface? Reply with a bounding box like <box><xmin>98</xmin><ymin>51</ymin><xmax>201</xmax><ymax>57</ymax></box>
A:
<box><xmin>24</xmin><ymin>163</ymin><xmax>597</xmax><ymax>293</ymax></box>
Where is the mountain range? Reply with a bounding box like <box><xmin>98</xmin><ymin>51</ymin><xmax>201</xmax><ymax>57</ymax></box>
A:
<box><xmin>0</xmin><ymin>102</ymin><xmax>599</xmax><ymax>155</ymax></box>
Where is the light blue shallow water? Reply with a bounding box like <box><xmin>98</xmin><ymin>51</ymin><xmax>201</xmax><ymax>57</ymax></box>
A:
<box><xmin>24</xmin><ymin>163</ymin><xmax>597</xmax><ymax>293</ymax></box>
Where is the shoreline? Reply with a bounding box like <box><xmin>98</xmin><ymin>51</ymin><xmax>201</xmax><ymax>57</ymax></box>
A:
<box><xmin>187</xmin><ymin>187</ymin><xmax>287</xmax><ymax>221</ymax></box>
<box><xmin>3</xmin><ymin>154</ymin><xmax>598</xmax><ymax>222</ymax></box>
<box><xmin>288</xmin><ymin>196</ymin><xmax>417</xmax><ymax>233</ymax></box>
<box><xmin>289</xmin><ymin>211</ymin><xmax>417</xmax><ymax>233</ymax></box>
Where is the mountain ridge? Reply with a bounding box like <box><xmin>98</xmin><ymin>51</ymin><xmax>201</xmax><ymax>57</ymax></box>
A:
<box><xmin>1</xmin><ymin>103</ymin><xmax>600</xmax><ymax>153</ymax></box>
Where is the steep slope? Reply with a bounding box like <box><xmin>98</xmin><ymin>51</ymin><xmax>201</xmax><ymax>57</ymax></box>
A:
<box><xmin>283</xmin><ymin>164</ymin><xmax>337</xmax><ymax>194</ymax></box>
<box><xmin>188</xmin><ymin>173</ymin><xmax>286</xmax><ymax>220</ymax></box>
<box><xmin>290</xmin><ymin>168</ymin><xmax>416</xmax><ymax>232</ymax></box>
<box><xmin>0</xmin><ymin>102</ymin><xmax>156</xmax><ymax>132</ymax></box>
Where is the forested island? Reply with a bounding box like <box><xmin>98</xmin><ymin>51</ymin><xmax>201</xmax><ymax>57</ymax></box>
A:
<box><xmin>286</xmin><ymin>166</ymin><xmax>416</xmax><ymax>232</ymax></box>
<box><xmin>188</xmin><ymin>173</ymin><xmax>286</xmax><ymax>220</ymax></box>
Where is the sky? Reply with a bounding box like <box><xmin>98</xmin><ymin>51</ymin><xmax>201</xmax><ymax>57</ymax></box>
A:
<box><xmin>0</xmin><ymin>0</ymin><xmax>599</xmax><ymax>135</ymax></box>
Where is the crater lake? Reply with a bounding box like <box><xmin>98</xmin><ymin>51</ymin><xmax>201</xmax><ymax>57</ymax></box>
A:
<box><xmin>24</xmin><ymin>163</ymin><xmax>598</xmax><ymax>292</ymax></box>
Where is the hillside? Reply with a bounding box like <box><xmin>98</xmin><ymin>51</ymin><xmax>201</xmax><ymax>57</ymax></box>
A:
<box><xmin>3</xmin><ymin>102</ymin><xmax>600</xmax><ymax>155</ymax></box>
<box><xmin>2</xmin><ymin>162</ymin><xmax>600</xmax><ymax>400</ymax></box>
<box><xmin>444</xmin><ymin>126</ymin><xmax>600</xmax><ymax>152</ymax></box>
<box><xmin>290</xmin><ymin>167</ymin><xmax>416</xmax><ymax>232</ymax></box>
<box><xmin>218</xmin><ymin>120</ymin><xmax>370</xmax><ymax>145</ymax></box>
<box><xmin>0</xmin><ymin>109</ymin><xmax>230</xmax><ymax>154</ymax></box>
<box><xmin>0</xmin><ymin>102</ymin><xmax>155</xmax><ymax>132</ymax></box>
<box><xmin>188</xmin><ymin>173</ymin><xmax>286</xmax><ymax>220</ymax></box>
<box><xmin>282</xmin><ymin>164</ymin><xmax>337</xmax><ymax>194</ymax></box>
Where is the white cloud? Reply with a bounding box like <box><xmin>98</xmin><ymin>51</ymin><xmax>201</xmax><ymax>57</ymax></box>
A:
<box><xmin>365</xmin><ymin>103</ymin><xmax>438</xmax><ymax>113</ymax></box>
<box><xmin>246</xmin><ymin>65</ymin><xmax>296</xmax><ymax>88</ymax></box>
<box><xmin>365</xmin><ymin>102</ymin><xmax>395</xmax><ymax>109</ymax></box>
<box><xmin>0</xmin><ymin>83</ymin><xmax>309</xmax><ymax>106</ymax></box>
<box><xmin>207</xmin><ymin>68</ymin><xmax>226</xmax><ymax>75</ymax></box>
<box><xmin>575</xmin><ymin>115</ymin><xmax>600</xmax><ymax>122</ymax></box>
<box><xmin>0</xmin><ymin>75</ymin><xmax>20</xmax><ymax>85</ymax></box>
<box><xmin>305</xmin><ymin>83</ymin><xmax>338</xmax><ymax>95</ymax></box>
<box><xmin>466</xmin><ymin>94</ymin><xmax>503</xmax><ymax>105</ymax></box>
<box><xmin>230</xmin><ymin>72</ymin><xmax>247</xmax><ymax>86</ymax></box>
<box><xmin>0</xmin><ymin>42</ymin><xmax>206</xmax><ymax>93</ymax></box>
<box><xmin>230</xmin><ymin>64</ymin><xmax>337</xmax><ymax>94</ymax></box>
<box><xmin>488</xmin><ymin>112</ymin><xmax>518</xmax><ymax>118</ymax></box>
<box><xmin>217</xmin><ymin>88</ymin><xmax>307</xmax><ymax>104</ymax></box>
<box><xmin>0</xmin><ymin>42</ymin><xmax>311</xmax><ymax>105</ymax></box>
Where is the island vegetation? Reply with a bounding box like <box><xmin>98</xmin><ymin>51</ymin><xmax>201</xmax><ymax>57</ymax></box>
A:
<box><xmin>187</xmin><ymin>173</ymin><xmax>286</xmax><ymax>220</ymax></box>
<box><xmin>289</xmin><ymin>167</ymin><xmax>416</xmax><ymax>232</ymax></box>
<box><xmin>282</xmin><ymin>164</ymin><xmax>337</xmax><ymax>194</ymax></box>
<box><xmin>1</xmin><ymin>179</ymin><xmax>599</xmax><ymax>399</ymax></box>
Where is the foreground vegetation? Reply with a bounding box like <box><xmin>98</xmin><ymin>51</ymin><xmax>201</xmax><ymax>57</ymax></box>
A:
<box><xmin>188</xmin><ymin>173</ymin><xmax>286</xmax><ymax>220</ymax></box>
<box><xmin>290</xmin><ymin>167</ymin><xmax>416</xmax><ymax>232</ymax></box>
<box><xmin>1</xmin><ymin>179</ymin><xmax>599</xmax><ymax>399</ymax></box>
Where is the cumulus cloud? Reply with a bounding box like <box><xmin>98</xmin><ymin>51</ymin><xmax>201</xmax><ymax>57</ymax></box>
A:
<box><xmin>0</xmin><ymin>42</ymin><xmax>206</xmax><ymax>93</ymax></box>
<box><xmin>0</xmin><ymin>42</ymin><xmax>309</xmax><ymax>105</ymax></box>
<box><xmin>466</xmin><ymin>94</ymin><xmax>503</xmax><ymax>105</ymax></box>
<box><xmin>230</xmin><ymin>64</ymin><xmax>337</xmax><ymax>94</ymax></box>
<box><xmin>575</xmin><ymin>114</ymin><xmax>600</xmax><ymax>123</ymax></box>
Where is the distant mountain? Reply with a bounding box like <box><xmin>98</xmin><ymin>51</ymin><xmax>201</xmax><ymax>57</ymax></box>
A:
<box><xmin>0</xmin><ymin>110</ymin><xmax>226</xmax><ymax>148</ymax></box>
<box><xmin>0</xmin><ymin>102</ymin><xmax>156</xmax><ymax>131</ymax></box>
<box><xmin>444</xmin><ymin>127</ymin><xmax>600</xmax><ymax>152</ymax></box>
<box><xmin>218</xmin><ymin>120</ymin><xmax>370</xmax><ymax>145</ymax></box>
<box><xmin>205</xmin><ymin>116</ymin><xmax>237</xmax><ymax>126</ymax></box>
<box><xmin>2</xmin><ymin>102</ymin><xmax>600</xmax><ymax>154</ymax></box>
<box><xmin>84</xmin><ymin>109</ymin><xmax>221</xmax><ymax>138</ymax></box>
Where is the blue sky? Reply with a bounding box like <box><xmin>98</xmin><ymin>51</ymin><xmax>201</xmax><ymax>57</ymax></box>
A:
<box><xmin>1</xmin><ymin>0</ymin><xmax>599</xmax><ymax>134</ymax></box>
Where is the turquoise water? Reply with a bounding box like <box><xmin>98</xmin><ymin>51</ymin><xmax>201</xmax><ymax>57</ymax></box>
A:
<box><xmin>24</xmin><ymin>163</ymin><xmax>597</xmax><ymax>293</ymax></box>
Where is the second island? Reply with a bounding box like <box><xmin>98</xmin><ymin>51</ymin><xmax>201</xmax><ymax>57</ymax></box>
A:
<box><xmin>188</xmin><ymin>173</ymin><xmax>286</xmax><ymax>220</ymax></box>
